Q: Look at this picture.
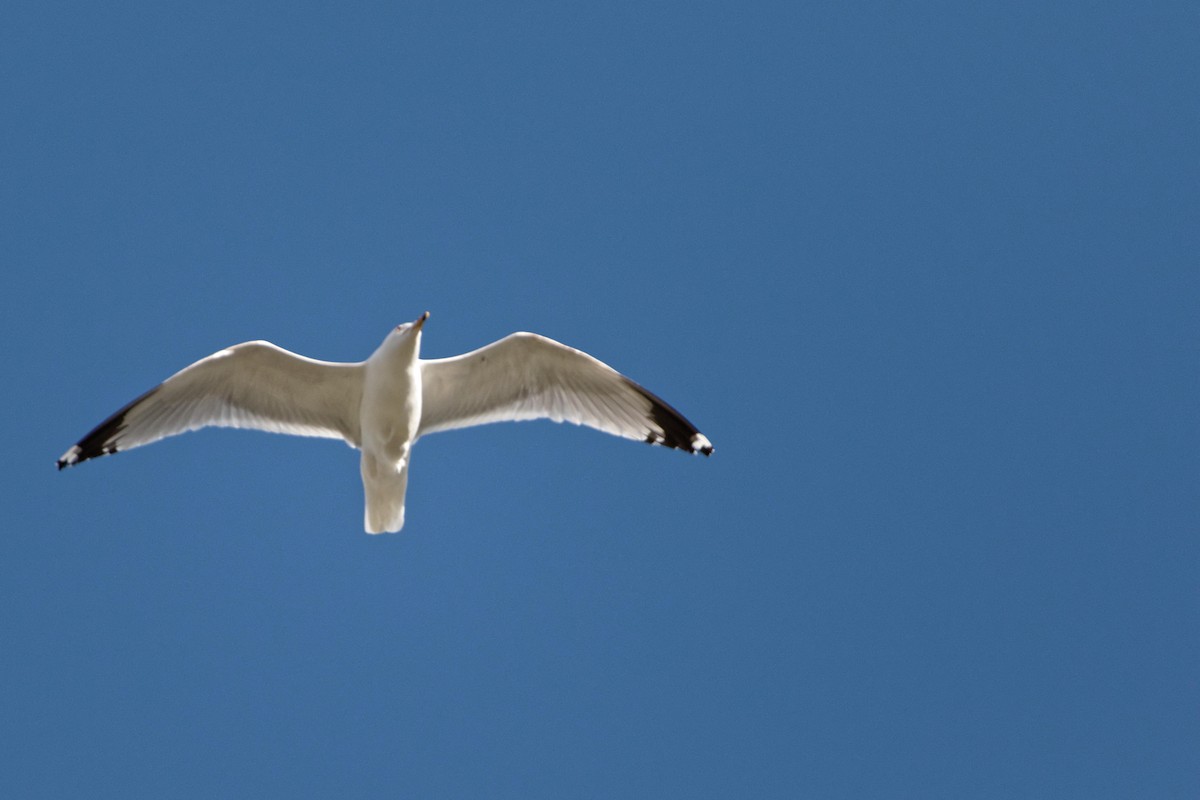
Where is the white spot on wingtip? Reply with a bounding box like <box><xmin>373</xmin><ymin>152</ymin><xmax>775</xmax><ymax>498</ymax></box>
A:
<box><xmin>691</xmin><ymin>434</ymin><xmax>713</xmax><ymax>455</ymax></box>
<box><xmin>57</xmin><ymin>445</ymin><xmax>81</xmax><ymax>468</ymax></box>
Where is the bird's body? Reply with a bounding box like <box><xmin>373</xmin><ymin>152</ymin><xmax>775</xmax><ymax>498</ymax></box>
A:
<box><xmin>358</xmin><ymin>322</ymin><xmax>423</xmax><ymax>532</ymax></box>
<box><xmin>57</xmin><ymin>313</ymin><xmax>713</xmax><ymax>533</ymax></box>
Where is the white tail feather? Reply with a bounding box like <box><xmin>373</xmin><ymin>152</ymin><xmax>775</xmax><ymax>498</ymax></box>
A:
<box><xmin>361</xmin><ymin>452</ymin><xmax>409</xmax><ymax>534</ymax></box>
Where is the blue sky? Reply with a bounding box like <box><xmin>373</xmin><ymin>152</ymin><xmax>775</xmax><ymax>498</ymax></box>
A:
<box><xmin>3</xmin><ymin>1</ymin><xmax>1197</xmax><ymax>797</ymax></box>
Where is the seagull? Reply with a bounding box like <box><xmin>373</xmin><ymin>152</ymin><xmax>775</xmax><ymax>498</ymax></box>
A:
<box><xmin>57</xmin><ymin>313</ymin><xmax>713</xmax><ymax>533</ymax></box>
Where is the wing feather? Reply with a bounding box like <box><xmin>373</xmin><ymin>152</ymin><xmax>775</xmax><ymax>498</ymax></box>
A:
<box><xmin>57</xmin><ymin>341</ymin><xmax>364</xmax><ymax>469</ymax></box>
<box><xmin>418</xmin><ymin>332</ymin><xmax>713</xmax><ymax>455</ymax></box>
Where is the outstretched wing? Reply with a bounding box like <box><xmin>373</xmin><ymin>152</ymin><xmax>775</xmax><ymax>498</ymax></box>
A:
<box><xmin>418</xmin><ymin>332</ymin><xmax>713</xmax><ymax>455</ymax></box>
<box><xmin>57</xmin><ymin>341</ymin><xmax>364</xmax><ymax>469</ymax></box>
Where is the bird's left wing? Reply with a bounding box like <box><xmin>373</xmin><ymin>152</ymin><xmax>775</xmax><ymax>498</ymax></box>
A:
<box><xmin>418</xmin><ymin>332</ymin><xmax>712</xmax><ymax>455</ymax></box>
<box><xmin>57</xmin><ymin>341</ymin><xmax>364</xmax><ymax>469</ymax></box>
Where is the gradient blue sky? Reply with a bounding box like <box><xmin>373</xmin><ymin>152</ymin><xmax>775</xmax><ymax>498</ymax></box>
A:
<box><xmin>4</xmin><ymin>2</ymin><xmax>1197</xmax><ymax>797</ymax></box>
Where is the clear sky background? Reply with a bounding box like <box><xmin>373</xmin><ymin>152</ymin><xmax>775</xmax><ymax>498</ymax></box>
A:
<box><xmin>3</xmin><ymin>2</ymin><xmax>1197</xmax><ymax>797</ymax></box>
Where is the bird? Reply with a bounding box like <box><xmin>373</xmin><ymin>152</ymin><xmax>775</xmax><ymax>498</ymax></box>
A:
<box><xmin>56</xmin><ymin>313</ymin><xmax>713</xmax><ymax>533</ymax></box>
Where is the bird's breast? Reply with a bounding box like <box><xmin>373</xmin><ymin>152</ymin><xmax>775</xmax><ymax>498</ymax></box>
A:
<box><xmin>360</xmin><ymin>362</ymin><xmax>422</xmax><ymax>461</ymax></box>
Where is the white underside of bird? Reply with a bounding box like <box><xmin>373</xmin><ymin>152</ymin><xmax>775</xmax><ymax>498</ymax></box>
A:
<box><xmin>57</xmin><ymin>313</ymin><xmax>713</xmax><ymax>533</ymax></box>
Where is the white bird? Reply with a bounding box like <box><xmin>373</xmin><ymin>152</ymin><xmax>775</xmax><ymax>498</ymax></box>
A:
<box><xmin>57</xmin><ymin>313</ymin><xmax>714</xmax><ymax>533</ymax></box>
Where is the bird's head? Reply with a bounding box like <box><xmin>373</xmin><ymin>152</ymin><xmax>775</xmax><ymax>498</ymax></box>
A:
<box><xmin>393</xmin><ymin>311</ymin><xmax>430</xmax><ymax>339</ymax></box>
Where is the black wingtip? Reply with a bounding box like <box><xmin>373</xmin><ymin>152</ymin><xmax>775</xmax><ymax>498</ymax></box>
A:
<box><xmin>58</xmin><ymin>384</ymin><xmax>159</xmax><ymax>470</ymax></box>
<box><xmin>625</xmin><ymin>377</ymin><xmax>713</xmax><ymax>456</ymax></box>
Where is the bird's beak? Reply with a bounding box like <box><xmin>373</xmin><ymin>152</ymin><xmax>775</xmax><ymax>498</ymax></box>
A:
<box><xmin>413</xmin><ymin>311</ymin><xmax>430</xmax><ymax>331</ymax></box>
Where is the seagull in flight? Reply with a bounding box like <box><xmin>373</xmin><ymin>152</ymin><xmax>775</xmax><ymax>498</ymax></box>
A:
<box><xmin>57</xmin><ymin>313</ymin><xmax>713</xmax><ymax>533</ymax></box>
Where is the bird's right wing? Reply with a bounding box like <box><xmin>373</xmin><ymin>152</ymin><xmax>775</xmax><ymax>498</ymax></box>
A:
<box><xmin>418</xmin><ymin>332</ymin><xmax>712</xmax><ymax>455</ymax></box>
<box><xmin>57</xmin><ymin>341</ymin><xmax>365</xmax><ymax>469</ymax></box>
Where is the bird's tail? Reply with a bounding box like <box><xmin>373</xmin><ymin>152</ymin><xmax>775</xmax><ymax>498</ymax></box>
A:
<box><xmin>361</xmin><ymin>451</ymin><xmax>409</xmax><ymax>534</ymax></box>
